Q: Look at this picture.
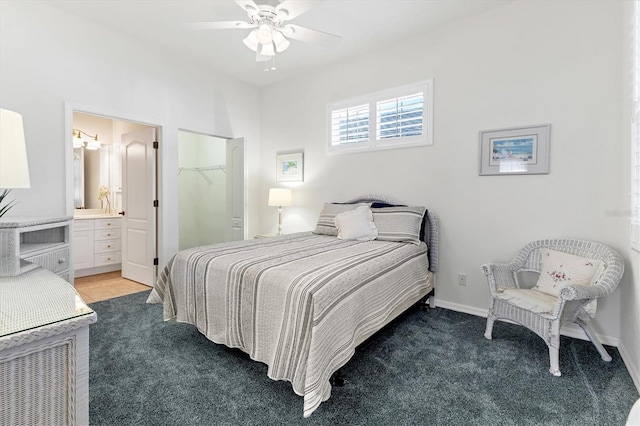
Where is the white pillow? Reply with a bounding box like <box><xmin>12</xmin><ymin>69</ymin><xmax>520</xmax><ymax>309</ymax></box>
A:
<box><xmin>313</xmin><ymin>202</ymin><xmax>371</xmax><ymax>236</ymax></box>
<box><xmin>334</xmin><ymin>206</ymin><xmax>378</xmax><ymax>241</ymax></box>
<box><xmin>534</xmin><ymin>248</ymin><xmax>605</xmax><ymax>297</ymax></box>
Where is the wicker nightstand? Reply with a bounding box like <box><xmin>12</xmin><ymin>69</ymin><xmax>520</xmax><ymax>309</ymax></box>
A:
<box><xmin>0</xmin><ymin>216</ymin><xmax>72</xmax><ymax>282</ymax></box>
<box><xmin>0</xmin><ymin>262</ymin><xmax>97</xmax><ymax>425</ymax></box>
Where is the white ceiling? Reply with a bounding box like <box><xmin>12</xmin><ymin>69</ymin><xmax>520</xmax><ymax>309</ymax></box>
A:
<box><xmin>47</xmin><ymin>0</ymin><xmax>511</xmax><ymax>88</ymax></box>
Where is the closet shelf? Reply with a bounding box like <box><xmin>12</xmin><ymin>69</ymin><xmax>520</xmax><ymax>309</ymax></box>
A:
<box><xmin>178</xmin><ymin>165</ymin><xmax>226</xmax><ymax>185</ymax></box>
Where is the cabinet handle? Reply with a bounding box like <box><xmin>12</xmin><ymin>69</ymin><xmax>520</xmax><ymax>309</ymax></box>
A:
<box><xmin>58</xmin><ymin>258</ymin><xmax>66</xmax><ymax>264</ymax></box>
<box><xmin>106</xmin><ymin>257</ymin><xmax>111</xmax><ymax>261</ymax></box>
<box><xmin>107</xmin><ymin>245</ymin><xmax>111</xmax><ymax>248</ymax></box>
<box><xmin>107</xmin><ymin>233</ymin><xmax>111</xmax><ymax>236</ymax></box>
<box><xmin>106</xmin><ymin>223</ymin><xmax>111</xmax><ymax>226</ymax></box>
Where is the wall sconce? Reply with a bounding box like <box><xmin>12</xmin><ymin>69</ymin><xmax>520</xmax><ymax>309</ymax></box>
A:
<box><xmin>0</xmin><ymin>108</ymin><xmax>31</xmax><ymax>217</ymax></box>
<box><xmin>73</xmin><ymin>129</ymin><xmax>101</xmax><ymax>150</ymax></box>
<box><xmin>268</xmin><ymin>188</ymin><xmax>292</xmax><ymax>236</ymax></box>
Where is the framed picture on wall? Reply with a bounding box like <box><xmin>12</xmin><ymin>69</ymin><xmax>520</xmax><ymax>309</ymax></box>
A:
<box><xmin>276</xmin><ymin>152</ymin><xmax>304</xmax><ymax>182</ymax></box>
<box><xmin>479</xmin><ymin>124</ymin><xmax>550</xmax><ymax>175</ymax></box>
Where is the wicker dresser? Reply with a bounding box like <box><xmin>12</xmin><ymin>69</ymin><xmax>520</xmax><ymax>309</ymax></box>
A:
<box><xmin>0</xmin><ymin>261</ymin><xmax>97</xmax><ymax>425</ymax></box>
<box><xmin>0</xmin><ymin>216</ymin><xmax>73</xmax><ymax>282</ymax></box>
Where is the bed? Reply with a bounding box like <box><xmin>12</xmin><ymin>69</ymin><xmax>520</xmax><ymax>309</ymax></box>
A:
<box><xmin>147</xmin><ymin>195</ymin><xmax>439</xmax><ymax>417</ymax></box>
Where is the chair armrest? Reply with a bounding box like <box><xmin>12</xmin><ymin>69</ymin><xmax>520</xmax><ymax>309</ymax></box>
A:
<box><xmin>482</xmin><ymin>262</ymin><xmax>519</xmax><ymax>293</ymax></box>
<box><xmin>559</xmin><ymin>283</ymin><xmax>608</xmax><ymax>301</ymax></box>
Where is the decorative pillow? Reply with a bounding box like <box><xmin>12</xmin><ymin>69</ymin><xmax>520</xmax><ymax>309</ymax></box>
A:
<box><xmin>334</xmin><ymin>206</ymin><xmax>378</xmax><ymax>241</ymax></box>
<box><xmin>313</xmin><ymin>202</ymin><xmax>371</xmax><ymax>236</ymax></box>
<box><xmin>371</xmin><ymin>206</ymin><xmax>426</xmax><ymax>245</ymax></box>
<box><xmin>534</xmin><ymin>248</ymin><xmax>606</xmax><ymax>297</ymax></box>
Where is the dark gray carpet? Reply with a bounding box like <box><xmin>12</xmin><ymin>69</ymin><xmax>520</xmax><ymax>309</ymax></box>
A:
<box><xmin>88</xmin><ymin>291</ymin><xmax>638</xmax><ymax>425</ymax></box>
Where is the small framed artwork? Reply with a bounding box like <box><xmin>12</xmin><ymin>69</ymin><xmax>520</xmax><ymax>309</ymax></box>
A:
<box><xmin>479</xmin><ymin>124</ymin><xmax>550</xmax><ymax>175</ymax></box>
<box><xmin>276</xmin><ymin>152</ymin><xmax>304</xmax><ymax>182</ymax></box>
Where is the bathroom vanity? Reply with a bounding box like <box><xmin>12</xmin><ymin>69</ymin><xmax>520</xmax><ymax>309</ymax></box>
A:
<box><xmin>73</xmin><ymin>210</ymin><xmax>122</xmax><ymax>277</ymax></box>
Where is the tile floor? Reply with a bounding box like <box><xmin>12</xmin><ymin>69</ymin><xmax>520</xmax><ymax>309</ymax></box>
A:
<box><xmin>74</xmin><ymin>271</ymin><xmax>151</xmax><ymax>303</ymax></box>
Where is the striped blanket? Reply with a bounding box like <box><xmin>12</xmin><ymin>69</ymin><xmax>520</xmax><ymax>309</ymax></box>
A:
<box><xmin>147</xmin><ymin>232</ymin><xmax>431</xmax><ymax>417</ymax></box>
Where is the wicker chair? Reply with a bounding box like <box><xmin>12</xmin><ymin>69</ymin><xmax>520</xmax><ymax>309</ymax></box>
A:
<box><xmin>482</xmin><ymin>239</ymin><xmax>624</xmax><ymax>376</ymax></box>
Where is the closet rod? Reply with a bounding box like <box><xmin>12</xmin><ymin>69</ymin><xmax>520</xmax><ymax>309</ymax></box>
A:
<box><xmin>178</xmin><ymin>165</ymin><xmax>226</xmax><ymax>185</ymax></box>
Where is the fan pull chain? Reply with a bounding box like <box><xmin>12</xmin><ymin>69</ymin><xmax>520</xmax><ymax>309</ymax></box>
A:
<box><xmin>264</xmin><ymin>56</ymin><xmax>276</xmax><ymax>72</ymax></box>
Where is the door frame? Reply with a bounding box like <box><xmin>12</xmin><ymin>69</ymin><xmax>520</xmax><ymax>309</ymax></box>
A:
<box><xmin>64</xmin><ymin>102</ymin><xmax>164</xmax><ymax>284</ymax></box>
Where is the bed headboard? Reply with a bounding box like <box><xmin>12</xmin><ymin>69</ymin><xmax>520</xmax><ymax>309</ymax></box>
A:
<box><xmin>343</xmin><ymin>195</ymin><xmax>439</xmax><ymax>273</ymax></box>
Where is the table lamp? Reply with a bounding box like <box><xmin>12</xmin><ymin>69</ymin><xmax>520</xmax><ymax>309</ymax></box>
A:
<box><xmin>0</xmin><ymin>108</ymin><xmax>31</xmax><ymax>217</ymax></box>
<box><xmin>268</xmin><ymin>188</ymin><xmax>292</xmax><ymax>236</ymax></box>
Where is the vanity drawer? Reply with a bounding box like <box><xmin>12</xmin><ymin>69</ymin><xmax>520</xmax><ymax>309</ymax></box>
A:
<box><xmin>73</xmin><ymin>220</ymin><xmax>94</xmax><ymax>232</ymax></box>
<box><xmin>25</xmin><ymin>247</ymin><xmax>70</xmax><ymax>274</ymax></box>
<box><xmin>94</xmin><ymin>218</ymin><xmax>121</xmax><ymax>230</ymax></box>
<box><xmin>95</xmin><ymin>239</ymin><xmax>121</xmax><ymax>254</ymax></box>
<box><xmin>95</xmin><ymin>229</ymin><xmax>121</xmax><ymax>240</ymax></box>
<box><xmin>94</xmin><ymin>252</ymin><xmax>121</xmax><ymax>266</ymax></box>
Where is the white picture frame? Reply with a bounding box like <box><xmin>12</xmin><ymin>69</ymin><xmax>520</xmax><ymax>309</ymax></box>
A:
<box><xmin>479</xmin><ymin>124</ymin><xmax>550</xmax><ymax>175</ymax></box>
<box><xmin>276</xmin><ymin>152</ymin><xmax>304</xmax><ymax>182</ymax></box>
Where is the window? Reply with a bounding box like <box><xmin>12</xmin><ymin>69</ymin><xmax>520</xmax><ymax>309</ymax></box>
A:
<box><xmin>632</xmin><ymin>1</ymin><xmax>640</xmax><ymax>252</ymax></box>
<box><xmin>328</xmin><ymin>80</ymin><xmax>433</xmax><ymax>154</ymax></box>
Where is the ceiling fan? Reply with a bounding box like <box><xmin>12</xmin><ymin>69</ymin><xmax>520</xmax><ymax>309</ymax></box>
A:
<box><xmin>184</xmin><ymin>0</ymin><xmax>342</xmax><ymax>70</ymax></box>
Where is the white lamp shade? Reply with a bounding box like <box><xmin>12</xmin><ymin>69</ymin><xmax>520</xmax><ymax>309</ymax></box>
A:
<box><xmin>257</xmin><ymin>23</ymin><xmax>273</xmax><ymax>45</ymax></box>
<box><xmin>73</xmin><ymin>133</ymin><xmax>84</xmax><ymax>148</ymax></box>
<box><xmin>268</xmin><ymin>188</ymin><xmax>292</xmax><ymax>207</ymax></box>
<box><xmin>260</xmin><ymin>42</ymin><xmax>276</xmax><ymax>57</ymax></box>
<box><xmin>85</xmin><ymin>138</ymin><xmax>101</xmax><ymax>150</ymax></box>
<box><xmin>243</xmin><ymin>30</ymin><xmax>259</xmax><ymax>52</ymax></box>
<box><xmin>0</xmin><ymin>108</ymin><xmax>30</xmax><ymax>188</ymax></box>
<box><xmin>272</xmin><ymin>31</ymin><xmax>290</xmax><ymax>53</ymax></box>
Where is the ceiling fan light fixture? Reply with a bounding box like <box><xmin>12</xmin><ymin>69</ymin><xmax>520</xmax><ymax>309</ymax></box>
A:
<box><xmin>243</xmin><ymin>29</ymin><xmax>259</xmax><ymax>51</ymax></box>
<box><xmin>257</xmin><ymin>23</ymin><xmax>273</xmax><ymax>45</ymax></box>
<box><xmin>260</xmin><ymin>42</ymin><xmax>275</xmax><ymax>56</ymax></box>
<box><xmin>272</xmin><ymin>30</ymin><xmax>290</xmax><ymax>53</ymax></box>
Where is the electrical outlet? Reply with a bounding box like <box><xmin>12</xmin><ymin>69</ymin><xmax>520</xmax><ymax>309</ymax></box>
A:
<box><xmin>458</xmin><ymin>273</ymin><xmax>467</xmax><ymax>286</ymax></box>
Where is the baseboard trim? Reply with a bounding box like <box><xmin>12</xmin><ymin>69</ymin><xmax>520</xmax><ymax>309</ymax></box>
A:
<box><xmin>618</xmin><ymin>342</ymin><xmax>640</xmax><ymax>394</ymax></box>
<box><xmin>74</xmin><ymin>264</ymin><xmax>121</xmax><ymax>278</ymax></box>
<box><xmin>433</xmin><ymin>298</ymin><xmax>619</xmax><ymax>346</ymax></box>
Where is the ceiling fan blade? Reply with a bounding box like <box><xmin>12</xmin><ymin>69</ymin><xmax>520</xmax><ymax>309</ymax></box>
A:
<box><xmin>183</xmin><ymin>21</ymin><xmax>255</xmax><ymax>30</ymax></box>
<box><xmin>284</xmin><ymin>24</ymin><xmax>342</xmax><ymax>49</ymax></box>
<box><xmin>235</xmin><ymin>0</ymin><xmax>260</xmax><ymax>14</ymax></box>
<box><xmin>275</xmin><ymin>1</ymin><xmax>319</xmax><ymax>21</ymax></box>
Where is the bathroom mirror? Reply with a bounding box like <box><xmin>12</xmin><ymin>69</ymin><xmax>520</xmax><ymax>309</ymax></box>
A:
<box><xmin>72</xmin><ymin>111</ymin><xmax>139</xmax><ymax>212</ymax></box>
<box><xmin>73</xmin><ymin>144</ymin><xmax>116</xmax><ymax>209</ymax></box>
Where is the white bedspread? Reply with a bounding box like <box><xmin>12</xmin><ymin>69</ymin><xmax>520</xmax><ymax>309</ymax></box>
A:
<box><xmin>147</xmin><ymin>232</ymin><xmax>431</xmax><ymax>416</ymax></box>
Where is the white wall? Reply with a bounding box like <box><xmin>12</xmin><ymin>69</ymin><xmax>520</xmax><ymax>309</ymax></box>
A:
<box><xmin>259</xmin><ymin>0</ymin><xmax>634</xmax><ymax>355</ymax></box>
<box><xmin>0</xmin><ymin>0</ymin><xmax>261</xmax><ymax>266</ymax></box>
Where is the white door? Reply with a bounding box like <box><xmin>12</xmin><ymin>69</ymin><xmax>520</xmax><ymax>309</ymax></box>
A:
<box><xmin>121</xmin><ymin>128</ymin><xmax>156</xmax><ymax>285</ymax></box>
<box><xmin>226</xmin><ymin>138</ymin><xmax>245</xmax><ymax>241</ymax></box>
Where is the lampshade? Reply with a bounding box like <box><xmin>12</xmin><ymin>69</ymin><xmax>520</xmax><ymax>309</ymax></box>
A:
<box><xmin>243</xmin><ymin>30</ymin><xmax>259</xmax><ymax>52</ymax></box>
<box><xmin>268</xmin><ymin>188</ymin><xmax>292</xmax><ymax>207</ymax></box>
<box><xmin>72</xmin><ymin>130</ymin><xmax>84</xmax><ymax>148</ymax></box>
<box><xmin>257</xmin><ymin>23</ymin><xmax>273</xmax><ymax>45</ymax></box>
<box><xmin>0</xmin><ymin>108</ymin><xmax>30</xmax><ymax>188</ymax></box>
<box><xmin>85</xmin><ymin>136</ymin><xmax>101</xmax><ymax>150</ymax></box>
<box><xmin>260</xmin><ymin>42</ymin><xmax>276</xmax><ymax>57</ymax></box>
<box><xmin>272</xmin><ymin>31</ymin><xmax>290</xmax><ymax>53</ymax></box>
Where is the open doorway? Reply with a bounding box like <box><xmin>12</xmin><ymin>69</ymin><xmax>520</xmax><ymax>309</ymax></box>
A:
<box><xmin>178</xmin><ymin>130</ymin><xmax>245</xmax><ymax>250</ymax></box>
<box><xmin>67</xmin><ymin>108</ymin><xmax>159</xmax><ymax>289</ymax></box>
